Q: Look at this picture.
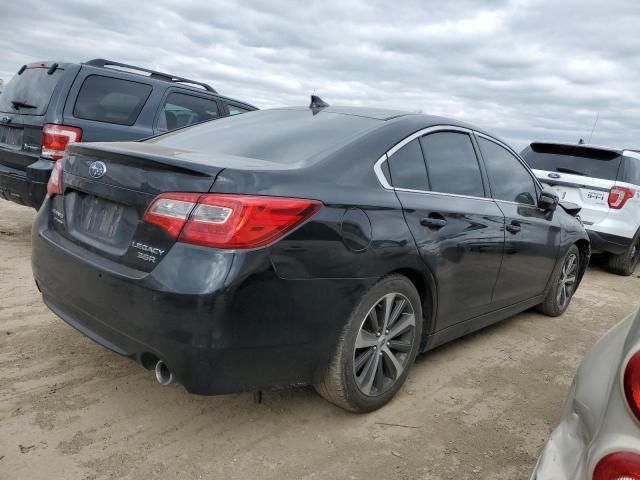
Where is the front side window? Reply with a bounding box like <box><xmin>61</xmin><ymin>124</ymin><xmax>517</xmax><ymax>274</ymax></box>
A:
<box><xmin>386</xmin><ymin>139</ymin><xmax>429</xmax><ymax>191</ymax></box>
<box><xmin>73</xmin><ymin>75</ymin><xmax>152</xmax><ymax>125</ymax></box>
<box><xmin>479</xmin><ymin>137</ymin><xmax>537</xmax><ymax>205</ymax></box>
<box><xmin>420</xmin><ymin>131</ymin><xmax>485</xmax><ymax>197</ymax></box>
<box><xmin>157</xmin><ymin>92</ymin><xmax>220</xmax><ymax>132</ymax></box>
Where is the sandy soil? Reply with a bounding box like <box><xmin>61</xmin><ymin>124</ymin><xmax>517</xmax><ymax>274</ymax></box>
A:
<box><xmin>0</xmin><ymin>200</ymin><xmax>638</xmax><ymax>480</ymax></box>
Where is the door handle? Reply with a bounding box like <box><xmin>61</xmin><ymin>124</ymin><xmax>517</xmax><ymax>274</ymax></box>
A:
<box><xmin>420</xmin><ymin>216</ymin><xmax>447</xmax><ymax>229</ymax></box>
<box><xmin>506</xmin><ymin>222</ymin><xmax>521</xmax><ymax>234</ymax></box>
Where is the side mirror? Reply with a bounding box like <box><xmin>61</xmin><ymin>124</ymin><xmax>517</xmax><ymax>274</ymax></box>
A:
<box><xmin>538</xmin><ymin>190</ymin><xmax>558</xmax><ymax>211</ymax></box>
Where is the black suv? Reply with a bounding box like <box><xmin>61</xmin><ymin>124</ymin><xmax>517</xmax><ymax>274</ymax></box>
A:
<box><xmin>0</xmin><ymin>59</ymin><xmax>256</xmax><ymax>208</ymax></box>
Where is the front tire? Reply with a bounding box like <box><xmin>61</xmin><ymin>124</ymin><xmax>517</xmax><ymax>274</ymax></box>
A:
<box><xmin>315</xmin><ymin>275</ymin><xmax>423</xmax><ymax>413</ymax></box>
<box><xmin>536</xmin><ymin>245</ymin><xmax>580</xmax><ymax>317</ymax></box>
<box><xmin>606</xmin><ymin>234</ymin><xmax>640</xmax><ymax>276</ymax></box>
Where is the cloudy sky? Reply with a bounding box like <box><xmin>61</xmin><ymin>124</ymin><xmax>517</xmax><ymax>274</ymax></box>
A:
<box><xmin>1</xmin><ymin>0</ymin><xmax>639</xmax><ymax>150</ymax></box>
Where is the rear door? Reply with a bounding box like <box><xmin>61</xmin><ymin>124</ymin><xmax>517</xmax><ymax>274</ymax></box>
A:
<box><xmin>522</xmin><ymin>143</ymin><xmax>622</xmax><ymax>225</ymax></box>
<box><xmin>153</xmin><ymin>89</ymin><xmax>223</xmax><ymax>134</ymax></box>
<box><xmin>478</xmin><ymin>136</ymin><xmax>561</xmax><ymax>305</ymax></box>
<box><xmin>63</xmin><ymin>69</ymin><xmax>160</xmax><ymax>142</ymax></box>
<box><xmin>0</xmin><ymin>63</ymin><xmax>65</xmax><ymax>170</ymax></box>
<box><xmin>388</xmin><ymin>128</ymin><xmax>505</xmax><ymax>328</ymax></box>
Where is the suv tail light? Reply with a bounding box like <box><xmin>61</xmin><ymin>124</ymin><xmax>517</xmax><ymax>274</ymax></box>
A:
<box><xmin>47</xmin><ymin>159</ymin><xmax>63</xmax><ymax>197</ymax></box>
<box><xmin>608</xmin><ymin>186</ymin><xmax>636</xmax><ymax>209</ymax></box>
<box><xmin>42</xmin><ymin>124</ymin><xmax>82</xmax><ymax>161</ymax></box>
<box><xmin>624</xmin><ymin>350</ymin><xmax>640</xmax><ymax>421</ymax></box>
<box><xmin>593</xmin><ymin>452</ymin><xmax>640</xmax><ymax>479</ymax></box>
<box><xmin>144</xmin><ymin>193</ymin><xmax>322</xmax><ymax>249</ymax></box>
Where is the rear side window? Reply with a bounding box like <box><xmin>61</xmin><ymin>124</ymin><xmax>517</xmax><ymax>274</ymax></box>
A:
<box><xmin>420</xmin><ymin>132</ymin><xmax>485</xmax><ymax>197</ymax></box>
<box><xmin>228</xmin><ymin>104</ymin><xmax>251</xmax><ymax>116</ymax></box>
<box><xmin>522</xmin><ymin>143</ymin><xmax>622</xmax><ymax>181</ymax></box>
<box><xmin>387</xmin><ymin>139</ymin><xmax>429</xmax><ymax>190</ymax></box>
<box><xmin>73</xmin><ymin>75</ymin><xmax>152</xmax><ymax>126</ymax></box>
<box><xmin>0</xmin><ymin>66</ymin><xmax>64</xmax><ymax>115</ymax></box>
<box><xmin>479</xmin><ymin>137</ymin><xmax>538</xmax><ymax>205</ymax></box>
<box><xmin>157</xmin><ymin>92</ymin><xmax>220</xmax><ymax>132</ymax></box>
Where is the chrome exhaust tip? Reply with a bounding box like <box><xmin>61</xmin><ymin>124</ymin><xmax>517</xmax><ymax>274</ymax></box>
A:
<box><xmin>154</xmin><ymin>360</ymin><xmax>173</xmax><ymax>386</ymax></box>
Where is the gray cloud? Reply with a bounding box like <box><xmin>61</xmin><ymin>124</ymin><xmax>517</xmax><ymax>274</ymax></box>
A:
<box><xmin>1</xmin><ymin>0</ymin><xmax>639</xmax><ymax>151</ymax></box>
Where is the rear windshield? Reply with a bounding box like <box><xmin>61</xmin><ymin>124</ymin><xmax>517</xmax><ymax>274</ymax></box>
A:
<box><xmin>521</xmin><ymin>143</ymin><xmax>622</xmax><ymax>181</ymax></box>
<box><xmin>73</xmin><ymin>75</ymin><xmax>152</xmax><ymax>126</ymax></box>
<box><xmin>0</xmin><ymin>66</ymin><xmax>64</xmax><ymax>115</ymax></box>
<box><xmin>147</xmin><ymin>109</ymin><xmax>381</xmax><ymax>165</ymax></box>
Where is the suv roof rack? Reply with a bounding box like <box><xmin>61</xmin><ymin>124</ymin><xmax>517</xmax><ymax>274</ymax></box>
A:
<box><xmin>84</xmin><ymin>59</ymin><xmax>217</xmax><ymax>93</ymax></box>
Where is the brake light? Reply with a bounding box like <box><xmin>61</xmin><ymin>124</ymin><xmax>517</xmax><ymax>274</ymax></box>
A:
<box><xmin>608</xmin><ymin>186</ymin><xmax>636</xmax><ymax>209</ymax></box>
<box><xmin>42</xmin><ymin>124</ymin><xmax>82</xmax><ymax>161</ymax></box>
<box><xmin>144</xmin><ymin>193</ymin><xmax>322</xmax><ymax>249</ymax></box>
<box><xmin>593</xmin><ymin>452</ymin><xmax>640</xmax><ymax>480</ymax></box>
<box><xmin>624</xmin><ymin>350</ymin><xmax>640</xmax><ymax>421</ymax></box>
<box><xmin>47</xmin><ymin>159</ymin><xmax>63</xmax><ymax>197</ymax></box>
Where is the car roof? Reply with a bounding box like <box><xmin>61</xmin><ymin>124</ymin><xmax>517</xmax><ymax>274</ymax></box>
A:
<box><xmin>273</xmin><ymin>106</ymin><xmax>502</xmax><ymax>137</ymax></box>
<box><xmin>29</xmin><ymin>59</ymin><xmax>258</xmax><ymax>110</ymax></box>
<box><xmin>274</xmin><ymin>106</ymin><xmax>415</xmax><ymax>121</ymax></box>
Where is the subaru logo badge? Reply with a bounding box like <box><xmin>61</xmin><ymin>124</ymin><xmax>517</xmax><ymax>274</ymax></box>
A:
<box><xmin>89</xmin><ymin>161</ymin><xmax>107</xmax><ymax>179</ymax></box>
<box><xmin>548</xmin><ymin>172</ymin><xmax>561</xmax><ymax>179</ymax></box>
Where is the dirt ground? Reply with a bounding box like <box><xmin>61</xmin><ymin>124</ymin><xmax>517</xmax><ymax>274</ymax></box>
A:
<box><xmin>0</xmin><ymin>200</ymin><xmax>638</xmax><ymax>480</ymax></box>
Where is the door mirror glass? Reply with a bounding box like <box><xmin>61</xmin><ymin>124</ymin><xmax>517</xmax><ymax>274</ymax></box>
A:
<box><xmin>538</xmin><ymin>189</ymin><xmax>558</xmax><ymax>211</ymax></box>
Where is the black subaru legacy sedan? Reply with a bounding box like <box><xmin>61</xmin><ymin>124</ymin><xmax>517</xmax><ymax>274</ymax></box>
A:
<box><xmin>32</xmin><ymin>101</ymin><xmax>590</xmax><ymax>412</ymax></box>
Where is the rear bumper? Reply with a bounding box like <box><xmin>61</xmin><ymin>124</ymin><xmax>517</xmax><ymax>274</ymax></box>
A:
<box><xmin>32</xmin><ymin>199</ymin><xmax>372</xmax><ymax>395</ymax></box>
<box><xmin>0</xmin><ymin>159</ymin><xmax>52</xmax><ymax>209</ymax></box>
<box><xmin>586</xmin><ymin>229</ymin><xmax>633</xmax><ymax>255</ymax></box>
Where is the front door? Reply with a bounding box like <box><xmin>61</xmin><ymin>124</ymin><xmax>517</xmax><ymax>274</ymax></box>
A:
<box><xmin>476</xmin><ymin>135</ymin><xmax>561</xmax><ymax>305</ymax></box>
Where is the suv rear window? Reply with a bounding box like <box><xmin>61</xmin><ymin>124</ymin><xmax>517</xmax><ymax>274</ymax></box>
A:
<box><xmin>522</xmin><ymin>143</ymin><xmax>622</xmax><ymax>181</ymax></box>
<box><xmin>73</xmin><ymin>75</ymin><xmax>152</xmax><ymax>126</ymax></box>
<box><xmin>0</xmin><ymin>66</ymin><xmax>64</xmax><ymax>116</ymax></box>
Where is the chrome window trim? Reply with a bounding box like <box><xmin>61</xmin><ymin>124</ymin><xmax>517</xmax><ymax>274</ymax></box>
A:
<box><xmin>373</xmin><ymin>124</ymin><xmax>481</xmax><ymax>196</ymax></box>
<box><xmin>372</xmin><ymin>124</ymin><xmax>544</xmax><ymax>209</ymax></box>
<box><xmin>394</xmin><ymin>187</ymin><xmax>495</xmax><ymax>203</ymax></box>
<box><xmin>373</xmin><ymin>153</ymin><xmax>392</xmax><ymax>190</ymax></box>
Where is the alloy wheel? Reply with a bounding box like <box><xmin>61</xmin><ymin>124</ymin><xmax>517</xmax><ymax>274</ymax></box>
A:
<box><xmin>353</xmin><ymin>293</ymin><xmax>416</xmax><ymax>396</ymax></box>
<box><xmin>557</xmin><ymin>253</ymin><xmax>578</xmax><ymax>310</ymax></box>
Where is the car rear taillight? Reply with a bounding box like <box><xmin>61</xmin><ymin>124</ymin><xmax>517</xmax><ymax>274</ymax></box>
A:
<box><xmin>593</xmin><ymin>452</ymin><xmax>640</xmax><ymax>479</ymax></box>
<box><xmin>608</xmin><ymin>186</ymin><xmax>636</xmax><ymax>209</ymax></box>
<box><xmin>42</xmin><ymin>124</ymin><xmax>82</xmax><ymax>161</ymax></box>
<box><xmin>624</xmin><ymin>350</ymin><xmax>640</xmax><ymax>421</ymax></box>
<box><xmin>144</xmin><ymin>193</ymin><xmax>322</xmax><ymax>249</ymax></box>
<box><xmin>47</xmin><ymin>159</ymin><xmax>63</xmax><ymax>197</ymax></box>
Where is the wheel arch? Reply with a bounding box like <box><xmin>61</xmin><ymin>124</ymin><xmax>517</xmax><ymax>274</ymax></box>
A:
<box><xmin>574</xmin><ymin>238</ymin><xmax>591</xmax><ymax>287</ymax></box>
<box><xmin>388</xmin><ymin>267</ymin><xmax>437</xmax><ymax>350</ymax></box>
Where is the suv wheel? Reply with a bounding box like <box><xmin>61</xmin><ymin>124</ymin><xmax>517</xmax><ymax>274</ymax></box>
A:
<box><xmin>606</xmin><ymin>234</ymin><xmax>640</xmax><ymax>276</ymax></box>
<box><xmin>315</xmin><ymin>275</ymin><xmax>423</xmax><ymax>412</ymax></box>
<box><xmin>536</xmin><ymin>245</ymin><xmax>580</xmax><ymax>317</ymax></box>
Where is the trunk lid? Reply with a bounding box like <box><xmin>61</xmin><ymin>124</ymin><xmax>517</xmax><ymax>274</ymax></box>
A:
<box><xmin>52</xmin><ymin>142</ymin><xmax>224</xmax><ymax>272</ymax></box>
<box><xmin>0</xmin><ymin>63</ymin><xmax>65</xmax><ymax>170</ymax></box>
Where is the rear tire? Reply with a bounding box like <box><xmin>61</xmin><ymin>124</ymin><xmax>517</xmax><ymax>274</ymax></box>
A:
<box><xmin>606</xmin><ymin>234</ymin><xmax>640</xmax><ymax>276</ymax></box>
<box><xmin>315</xmin><ymin>275</ymin><xmax>423</xmax><ymax>413</ymax></box>
<box><xmin>536</xmin><ymin>245</ymin><xmax>580</xmax><ymax>317</ymax></box>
